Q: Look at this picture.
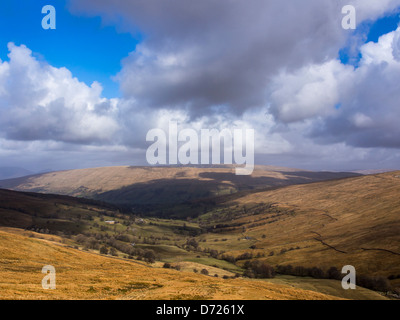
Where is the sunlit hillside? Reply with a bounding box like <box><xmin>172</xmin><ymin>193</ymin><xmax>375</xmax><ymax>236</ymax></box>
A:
<box><xmin>198</xmin><ymin>172</ymin><xmax>400</xmax><ymax>289</ymax></box>
<box><xmin>0</xmin><ymin>229</ymin><xmax>337</xmax><ymax>300</ymax></box>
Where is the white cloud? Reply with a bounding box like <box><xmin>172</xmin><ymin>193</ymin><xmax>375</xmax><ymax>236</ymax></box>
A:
<box><xmin>361</xmin><ymin>31</ymin><xmax>397</xmax><ymax>65</ymax></box>
<box><xmin>269</xmin><ymin>60</ymin><xmax>354</xmax><ymax>122</ymax></box>
<box><xmin>393</xmin><ymin>27</ymin><xmax>400</xmax><ymax>60</ymax></box>
<box><xmin>268</xmin><ymin>26</ymin><xmax>400</xmax><ymax>149</ymax></box>
<box><xmin>0</xmin><ymin>43</ymin><xmax>119</xmax><ymax>144</ymax></box>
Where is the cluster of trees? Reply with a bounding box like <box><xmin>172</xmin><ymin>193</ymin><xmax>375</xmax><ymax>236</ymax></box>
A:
<box><xmin>357</xmin><ymin>275</ymin><xmax>392</xmax><ymax>292</ymax></box>
<box><xmin>99</xmin><ymin>246</ymin><xmax>117</xmax><ymax>256</ymax></box>
<box><xmin>276</xmin><ymin>265</ymin><xmax>326</xmax><ymax>278</ymax></box>
<box><xmin>140</xmin><ymin>234</ymin><xmax>172</xmax><ymax>245</ymax></box>
<box><xmin>185</xmin><ymin>238</ymin><xmax>199</xmax><ymax>250</ymax></box>
<box><xmin>184</xmin><ymin>241</ymin><xmax>225</xmax><ymax>258</ymax></box>
<box><xmin>181</xmin><ymin>245</ymin><xmax>268</xmax><ymax>265</ymax></box>
<box><xmin>27</xmin><ymin>227</ymin><xmax>52</xmax><ymax>234</ymax></box>
<box><xmin>74</xmin><ymin>233</ymin><xmax>157</xmax><ymax>263</ymax></box>
<box><xmin>162</xmin><ymin>263</ymin><xmax>182</xmax><ymax>271</ymax></box>
<box><xmin>169</xmin><ymin>224</ymin><xmax>202</xmax><ymax>237</ymax></box>
<box><xmin>276</xmin><ymin>265</ymin><xmax>392</xmax><ymax>292</ymax></box>
<box><xmin>221</xmin><ymin>251</ymin><xmax>265</xmax><ymax>264</ymax></box>
<box><xmin>243</xmin><ymin>261</ymin><xmax>275</xmax><ymax>279</ymax></box>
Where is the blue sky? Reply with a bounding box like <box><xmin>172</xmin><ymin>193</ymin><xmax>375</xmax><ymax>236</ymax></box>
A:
<box><xmin>339</xmin><ymin>12</ymin><xmax>400</xmax><ymax>66</ymax></box>
<box><xmin>367</xmin><ymin>13</ymin><xmax>400</xmax><ymax>42</ymax></box>
<box><xmin>0</xmin><ymin>0</ymin><xmax>140</xmax><ymax>98</ymax></box>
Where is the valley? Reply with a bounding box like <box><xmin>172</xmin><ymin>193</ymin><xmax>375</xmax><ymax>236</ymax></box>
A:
<box><xmin>0</xmin><ymin>165</ymin><xmax>360</xmax><ymax>218</ymax></box>
<box><xmin>0</xmin><ymin>166</ymin><xmax>399</xmax><ymax>300</ymax></box>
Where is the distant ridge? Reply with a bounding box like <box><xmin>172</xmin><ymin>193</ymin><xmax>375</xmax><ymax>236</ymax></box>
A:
<box><xmin>352</xmin><ymin>169</ymin><xmax>398</xmax><ymax>175</ymax></box>
<box><xmin>0</xmin><ymin>167</ymin><xmax>33</xmax><ymax>180</ymax></box>
<box><xmin>0</xmin><ymin>166</ymin><xmax>360</xmax><ymax>212</ymax></box>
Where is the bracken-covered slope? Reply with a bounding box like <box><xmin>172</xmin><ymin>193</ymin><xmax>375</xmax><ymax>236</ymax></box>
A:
<box><xmin>199</xmin><ymin>171</ymin><xmax>400</xmax><ymax>287</ymax></box>
<box><xmin>0</xmin><ymin>229</ymin><xmax>337</xmax><ymax>300</ymax></box>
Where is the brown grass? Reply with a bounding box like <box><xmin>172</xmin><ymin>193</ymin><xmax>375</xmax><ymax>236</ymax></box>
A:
<box><xmin>217</xmin><ymin>172</ymin><xmax>400</xmax><ymax>283</ymax></box>
<box><xmin>0</xmin><ymin>229</ymin><xmax>339</xmax><ymax>300</ymax></box>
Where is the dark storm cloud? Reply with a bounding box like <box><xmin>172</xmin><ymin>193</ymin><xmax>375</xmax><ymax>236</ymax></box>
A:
<box><xmin>69</xmin><ymin>0</ymin><xmax>349</xmax><ymax>116</ymax></box>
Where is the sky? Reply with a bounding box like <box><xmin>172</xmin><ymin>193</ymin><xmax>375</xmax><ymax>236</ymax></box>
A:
<box><xmin>0</xmin><ymin>0</ymin><xmax>400</xmax><ymax>173</ymax></box>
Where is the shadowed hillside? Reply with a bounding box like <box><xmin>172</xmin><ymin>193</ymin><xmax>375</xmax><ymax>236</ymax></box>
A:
<box><xmin>0</xmin><ymin>166</ymin><xmax>360</xmax><ymax>218</ymax></box>
<box><xmin>0</xmin><ymin>188</ymin><xmax>120</xmax><ymax>233</ymax></box>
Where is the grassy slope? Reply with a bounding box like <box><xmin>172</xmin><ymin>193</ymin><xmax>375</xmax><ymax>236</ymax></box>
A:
<box><xmin>266</xmin><ymin>275</ymin><xmax>388</xmax><ymax>300</ymax></box>
<box><xmin>0</xmin><ymin>229</ymin><xmax>338</xmax><ymax>300</ymax></box>
<box><xmin>199</xmin><ymin>172</ymin><xmax>400</xmax><ymax>285</ymax></box>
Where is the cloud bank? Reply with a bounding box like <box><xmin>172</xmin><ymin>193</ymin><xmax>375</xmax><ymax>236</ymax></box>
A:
<box><xmin>1</xmin><ymin>0</ymin><xmax>400</xmax><ymax>171</ymax></box>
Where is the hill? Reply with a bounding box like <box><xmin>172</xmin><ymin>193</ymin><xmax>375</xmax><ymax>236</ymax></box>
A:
<box><xmin>0</xmin><ymin>188</ymin><xmax>122</xmax><ymax>233</ymax></box>
<box><xmin>0</xmin><ymin>228</ymin><xmax>338</xmax><ymax>300</ymax></box>
<box><xmin>0</xmin><ymin>165</ymin><xmax>360</xmax><ymax>218</ymax></box>
<box><xmin>0</xmin><ymin>167</ymin><xmax>33</xmax><ymax>180</ymax></box>
<box><xmin>195</xmin><ymin>171</ymin><xmax>400</xmax><ymax>291</ymax></box>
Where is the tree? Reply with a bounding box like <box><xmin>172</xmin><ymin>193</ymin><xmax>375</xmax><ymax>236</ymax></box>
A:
<box><xmin>144</xmin><ymin>249</ymin><xmax>156</xmax><ymax>263</ymax></box>
<box><xmin>374</xmin><ymin>276</ymin><xmax>391</xmax><ymax>292</ymax></box>
<box><xmin>243</xmin><ymin>269</ymin><xmax>255</xmax><ymax>278</ymax></box>
<box><xmin>209</xmin><ymin>249</ymin><xmax>219</xmax><ymax>258</ymax></box>
<box><xmin>186</xmin><ymin>238</ymin><xmax>199</xmax><ymax>249</ymax></box>
<box><xmin>236</xmin><ymin>252</ymin><xmax>253</xmax><ymax>261</ymax></box>
<box><xmin>309</xmin><ymin>267</ymin><xmax>325</xmax><ymax>279</ymax></box>
<box><xmin>201</xmin><ymin>269</ymin><xmax>209</xmax><ymax>275</ymax></box>
<box><xmin>100</xmin><ymin>246</ymin><xmax>108</xmax><ymax>255</ymax></box>
<box><xmin>293</xmin><ymin>266</ymin><xmax>308</xmax><ymax>277</ymax></box>
<box><xmin>174</xmin><ymin>265</ymin><xmax>181</xmax><ymax>271</ymax></box>
<box><xmin>109</xmin><ymin>247</ymin><xmax>118</xmax><ymax>256</ymax></box>
<box><xmin>327</xmin><ymin>267</ymin><xmax>341</xmax><ymax>280</ymax></box>
<box><xmin>244</xmin><ymin>261</ymin><xmax>275</xmax><ymax>279</ymax></box>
